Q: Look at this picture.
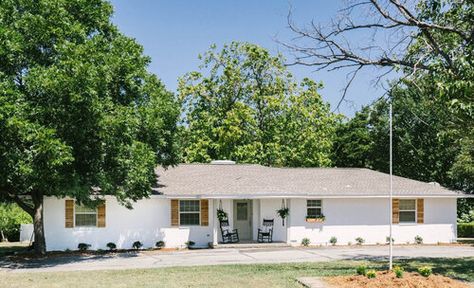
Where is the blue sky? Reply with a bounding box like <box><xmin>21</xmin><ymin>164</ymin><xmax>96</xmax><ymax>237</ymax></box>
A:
<box><xmin>109</xmin><ymin>0</ymin><xmax>394</xmax><ymax>116</ymax></box>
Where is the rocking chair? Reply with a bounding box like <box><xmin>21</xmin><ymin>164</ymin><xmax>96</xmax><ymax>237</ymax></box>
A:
<box><xmin>257</xmin><ymin>219</ymin><xmax>274</xmax><ymax>243</ymax></box>
<box><xmin>220</xmin><ymin>219</ymin><xmax>239</xmax><ymax>244</ymax></box>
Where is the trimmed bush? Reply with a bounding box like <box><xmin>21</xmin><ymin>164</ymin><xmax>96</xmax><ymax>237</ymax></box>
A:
<box><xmin>132</xmin><ymin>241</ymin><xmax>143</xmax><ymax>250</ymax></box>
<box><xmin>386</xmin><ymin>236</ymin><xmax>394</xmax><ymax>244</ymax></box>
<box><xmin>356</xmin><ymin>265</ymin><xmax>367</xmax><ymax>276</ymax></box>
<box><xmin>457</xmin><ymin>223</ymin><xmax>474</xmax><ymax>238</ymax></box>
<box><xmin>301</xmin><ymin>238</ymin><xmax>310</xmax><ymax>247</ymax></box>
<box><xmin>418</xmin><ymin>266</ymin><xmax>432</xmax><ymax>277</ymax></box>
<box><xmin>355</xmin><ymin>237</ymin><xmax>365</xmax><ymax>245</ymax></box>
<box><xmin>185</xmin><ymin>241</ymin><xmax>195</xmax><ymax>248</ymax></box>
<box><xmin>393</xmin><ymin>266</ymin><xmax>404</xmax><ymax>278</ymax></box>
<box><xmin>78</xmin><ymin>243</ymin><xmax>91</xmax><ymax>251</ymax></box>
<box><xmin>155</xmin><ymin>241</ymin><xmax>165</xmax><ymax>249</ymax></box>
<box><xmin>329</xmin><ymin>236</ymin><xmax>337</xmax><ymax>246</ymax></box>
<box><xmin>414</xmin><ymin>235</ymin><xmax>423</xmax><ymax>244</ymax></box>
<box><xmin>106</xmin><ymin>242</ymin><xmax>116</xmax><ymax>251</ymax></box>
<box><xmin>366</xmin><ymin>270</ymin><xmax>377</xmax><ymax>279</ymax></box>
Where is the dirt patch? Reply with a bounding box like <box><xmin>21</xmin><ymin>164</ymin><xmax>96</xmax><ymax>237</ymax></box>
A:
<box><xmin>324</xmin><ymin>271</ymin><xmax>471</xmax><ymax>288</ymax></box>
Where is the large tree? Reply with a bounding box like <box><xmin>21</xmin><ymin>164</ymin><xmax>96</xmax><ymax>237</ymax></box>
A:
<box><xmin>0</xmin><ymin>0</ymin><xmax>179</xmax><ymax>254</ymax></box>
<box><xmin>179</xmin><ymin>42</ymin><xmax>338</xmax><ymax>167</ymax></box>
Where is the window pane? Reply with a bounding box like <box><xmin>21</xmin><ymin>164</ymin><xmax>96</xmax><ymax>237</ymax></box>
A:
<box><xmin>75</xmin><ymin>205</ymin><xmax>96</xmax><ymax>213</ymax></box>
<box><xmin>236</xmin><ymin>203</ymin><xmax>248</xmax><ymax>221</ymax></box>
<box><xmin>400</xmin><ymin>211</ymin><xmax>416</xmax><ymax>223</ymax></box>
<box><xmin>307</xmin><ymin>208</ymin><xmax>322</xmax><ymax>217</ymax></box>
<box><xmin>399</xmin><ymin>199</ymin><xmax>416</xmax><ymax>210</ymax></box>
<box><xmin>180</xmin><ymin>200</ymin><xmax>200</xmax><ymax>212</ymax></box>
<box><xmin>180</xmin><ymin>213</ymin><xmax>200</xmax><ymax>225</ymax></box>
<box><xmin>307</xmin><ymin>200</ymin><xmax>321</xmax><ymax>207</ymax></box>
<box><xmin>75</xmin><ymin>214</ymin><xmax>97</xmax><ymax>226</ymax></box>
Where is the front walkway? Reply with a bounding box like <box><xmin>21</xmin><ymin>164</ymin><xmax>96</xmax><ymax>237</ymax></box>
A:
<box><xmin>1</xmin><ymin>245</ymin><xmax>473</xmax><ymax>273</ymax></box>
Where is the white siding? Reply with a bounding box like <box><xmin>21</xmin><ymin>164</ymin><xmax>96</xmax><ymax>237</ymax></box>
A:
<box><xmin>43</xmin><ymin>196</ymin><xmax>214</xmax><ymax>251</ymax></box>
<box><xmin>288</xmin><ymin>198</ymin><xmax>457</xmax><ymax>245</ymax></box>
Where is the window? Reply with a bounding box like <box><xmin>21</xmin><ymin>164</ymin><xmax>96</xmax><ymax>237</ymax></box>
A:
<box><xmin>179</xmin><ymin>200</ymin><xmax>200</xmax><ymax>225</ymax></box>
<box><xmin>307</xmin><ymin>200</ymin><xmax>322</xmax><ymax>218</ymax></box>
<box><xmin>75</xmin><ymin>204</ymin><xmax>97</xmax><ymax>227</ymax></box>
<box><xmin>399</xmin><ymin>199</ymin><xmax>416</xmax><ymax>223</ymax></box>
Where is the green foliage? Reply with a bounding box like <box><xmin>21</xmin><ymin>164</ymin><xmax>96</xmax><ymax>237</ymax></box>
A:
<box><xmin>0</xmin><ymin>203</ymin><xmax>32</xmax><ymax>241</ymax></box>
<box><xmin>155</xmin><ymin>241</ymin><xmax>165</xmax><ymax>248</ymax></box>
<box><xmin>216</xmin><ymin>209</ymin><xmax>228</xmax><ymax>221</ymax></box>
<box><xmin>301</xmin><ymin>238</ymin><xmax>310</xmax><ymax>247</ymax></box>
<box><xmin>329</xmin><ymin>236</ymin><xmax>337</xmax><ymax>245</ymax></box>
<box><xmin>355</xmin><ymin>237</ymin><xmax>365</xmax><ymax>245</ymax></box>
<box><xmin>179</xmin><ymin>42</ymin><xmax>338</xmax><ymax>166</ymax></box>
<box><xmin>77</xmin><ymin>243</ymin><xmax>90</xmax><ymax>251</ymax></box>
<box><xmin>393</xmin><ymin>266</ymin><xmax>404</xmax><ymax>278</ymax></box>
<box><xmin>276</xmin><ymin>208</ymin><xmax>289</xmax><ymax>219</ymax></box>
<box><xmin>366</xmin><ymin>270</ymin><xmax>376</xmax><ymax>279</ymax></box>
<box><xmin>132</xmin><ymin>241</ymin><xmax>143</xmax><ymax>250</ymax></box>
<box><xmin>185</xmin><ymin>241</ymin><xmax>195</xmax><ymax>248</ymax></box>
<box><xmin>457</xmin><ymin>223</ymin><xmax>474</xmax><ymax>238</ymax></box>
<box><xmin>0</xmin><ymin>0</ymin><xmax>179</xmax><ymax>253</ymax></box>
<box><xmin>106</xmin><ymin>242</ymin><xmax>116</xmax><ymax>251</ymax></box>
<box><xmin>356</xmin><ymin>265</ymin><xmax>367</xmax><ymax>276</ymax></box>
<box><xmin>386</xmin><ymin>236</ymin><xmax>395</xmax><ymax>244</ymax></box>
<box><xmin>415</xmin><ymin>235</ymin><xmax>423</xmax><ymax>245</ymax></box>
<box><xmin>418</xmin><ymin>266</ymin><xmax>433</xmax><ymax>277</ymax></box>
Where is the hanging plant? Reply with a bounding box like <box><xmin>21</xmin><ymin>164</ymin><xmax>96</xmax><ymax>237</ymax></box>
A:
<box><xmin>217</xmin><ymin>208</ymin><xmax>228</xmax><ymax>221</ymax></box>
<box><xmin>276</xmin><ymin>207</ymin><xmax>290</xmax><ymax>226</ymax></box>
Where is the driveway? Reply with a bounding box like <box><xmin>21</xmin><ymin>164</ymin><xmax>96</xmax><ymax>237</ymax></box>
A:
<box><xmin>1</xmin><ymin>245</ymin><xmax>473</xmax><ymax>273</ymax></box>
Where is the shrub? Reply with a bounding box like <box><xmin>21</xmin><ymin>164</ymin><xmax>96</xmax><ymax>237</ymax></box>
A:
<box><xmin>386</xmin><ymin>236</ymin><xmax>394</xmax><ymax>244</ymax></box>
<box><xmin>78</xmin><ymin>243</ymin><xmax>91</xmax><ymax>251</ymax></box>
<box><xmin>155</xmin><ymin>241</ymin><xmax>165</xmax><ymax>249</ymax></box>
<box><xmin>106</xmin><ymin>242</ymin><xmax>116</xmax><ymax>250</ymax></box>
<box><xmin>457</xmin><ymin>223</ymin><xmax>474</xmax><ymax>238</ymax></box>
<box><xmin>414</xmin><ymin>235</ymin><xmax>423</xmax><ymax>244</ymax></box>
<box><xmin>347</xmin><ymin>241</ymin><xmax>352</xmax><ymax>246</ymax></box>
<box><xmin>185</xmin><ymin>241</ymin><xmax>195</xmax><ymax>248</ymax></box>
<box><xmin>301</xmin><ymin>238</ymin><xmax>310</xmax><ymax>247</ymax></box>
<box><xmin>0</xmin><ymin>203</ymin><xmax>32</xmax><ymax>242</ymax></box>
<box><xmin>366</xmin><ymin>270</ymin><xmax>377</xmax><ymax>279</ymax></box>
<box><xmin>356</xmin><ymin>265</ymin><xmax>367</xmax><ymax>276</ymax></box>
<box><xmin>132</xmin><ymin>241</ymin><xmax>143</xmax><ymax>250</ymax></box>
<box><xmin>418</xmin><ymin>266</ymin><xmax>432</xmax><ymax>277</ymax></box>
<box><xmin>393</xmin><ymin>266</ymin><xmax>404</xmax><ymax>278</ymax></box>
<box><xmin>355</xmin><ymin>237</ymin><xmax>365</xmax><ymax>245</ymax></box>
<box><xmin>329</xmin><ymin>236</ymin><xmax>337</xmax><ymax>246</ymax></box>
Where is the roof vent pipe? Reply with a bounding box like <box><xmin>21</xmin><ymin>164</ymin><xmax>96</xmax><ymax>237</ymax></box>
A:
<box><xmin>210</xmin><ymin>160</ymin><xmax>236</xmax><ymax>165</ymax></box>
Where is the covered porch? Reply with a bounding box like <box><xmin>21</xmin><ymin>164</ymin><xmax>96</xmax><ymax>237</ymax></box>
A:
<box><xmin>209</xmin><ymin>198</ymin><xmax>290</xmax><ymax>246</ymax></box>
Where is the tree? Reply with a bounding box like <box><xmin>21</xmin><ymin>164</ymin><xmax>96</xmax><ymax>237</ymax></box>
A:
<box><xmin>0</xmin><ymin>0</ymin><xmax>179</xmax><ymax>254</ymax></box>
<box><xmin>0</xmin><ymin>203</ymin><xmax>32</xmax><ymax>242</ymax></box>
<box><xmin>179</xmin><ymin>42</ymin><xmax>338</xmax><ymax>166</ymax></box>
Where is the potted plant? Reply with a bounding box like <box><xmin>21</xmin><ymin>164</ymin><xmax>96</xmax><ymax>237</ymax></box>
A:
<box><xmin>305</xmin><ymin>214</ymin><xmax>325</xmax><ymax>223</ymax></box>
<box><xmin>216</xmin><ymin>208</ymin><xmax>228</xmax><ymax>221</ymax></box>
<box><xmin>276</xmin><ymin>207</ymin><xmax>290</xmax><ymax>226</ymax></box>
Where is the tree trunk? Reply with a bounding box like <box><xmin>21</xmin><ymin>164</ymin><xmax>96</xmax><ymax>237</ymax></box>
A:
<box><xmin>32</xmin><ymin>191</ymin><xmax>46</xmax><ymax>255</ymax></box>
<box><xmin>0</xmin><ymin>230</ymin><xmax>6</xmax><ymax>242</ymax></box>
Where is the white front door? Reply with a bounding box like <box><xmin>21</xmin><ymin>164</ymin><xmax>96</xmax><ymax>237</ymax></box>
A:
<box><xmin>233</xmin><ymin>200</ymin><xmax>252</xmax><ymax>240</ymax></box>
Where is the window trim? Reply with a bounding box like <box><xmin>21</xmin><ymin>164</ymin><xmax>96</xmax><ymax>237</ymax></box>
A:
<box><xmin>178</xmin><ymin>200</ymin><xmax>201</xmax><ymax>226</ymax></box>
<box><xmin>74</xmin><ymin>204</ymin><xmax>98</xmax><ymax>227</ymax></box>
<box><xmin>398</xmin><ymin>199</ymin><xmax>417</xmax><ymax>224</ymax></box>
<box><xmin>306</xmin><ymin>199</ymin><xmax>323</xmax><ymax>218</ymax></box>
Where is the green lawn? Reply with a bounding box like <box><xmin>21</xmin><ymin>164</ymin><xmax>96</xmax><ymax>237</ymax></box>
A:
<box><xmin>0</xmin><ymin>258</ymin><xmax>473</xmax><ymax>288</ymax></box>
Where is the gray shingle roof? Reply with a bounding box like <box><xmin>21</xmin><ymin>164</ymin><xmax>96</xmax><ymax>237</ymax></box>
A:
<box><xmin>155</xmin><ymin>164</ymin><xmax>465</xmax><ymax>198</ymax></box>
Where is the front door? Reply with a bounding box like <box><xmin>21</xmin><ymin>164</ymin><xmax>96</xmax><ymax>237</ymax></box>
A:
<box><xmin>233</xmin><ymin>200</ymin><xmax>252</xmax><ymax>240</ymax></box>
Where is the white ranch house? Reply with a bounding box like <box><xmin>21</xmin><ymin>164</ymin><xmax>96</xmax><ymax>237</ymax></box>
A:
<box><xmin>43</xmin><ymin>162</ymin><xmax>468</xmax><ymax>251</ymax></box>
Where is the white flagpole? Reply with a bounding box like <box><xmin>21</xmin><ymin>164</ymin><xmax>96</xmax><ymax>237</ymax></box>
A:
<box><xmin>389</xmin><ymin>102</ymin><xmax>393</xmax><ymax>270</ymax></box>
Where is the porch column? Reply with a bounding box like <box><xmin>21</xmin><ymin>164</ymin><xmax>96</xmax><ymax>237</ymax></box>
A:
<box><xmin>212</xmin><ymin>199</ymin><xmax>218</xmax><ymax>246</ymax></box>
<box><xmin>286</xmin><ymin>198</ymin><xmax>291</xmax><ymax>244</ymax></box>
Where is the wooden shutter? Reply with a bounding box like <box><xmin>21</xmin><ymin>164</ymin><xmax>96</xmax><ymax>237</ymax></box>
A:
<box><xmin>417</xmin><ymin>198</ymin><xmax>424</xmax><ymax>224</ymax></box>
<box><xmin>65</xmin><ymin>200</ymin><xmax>74</xmax><ymax>228</ymax></box>
<box><xmin>392</xmin><ymin>199</ymin><xmax>400</xmax><ymax>224</ymax></box>
<box><xmin>171</xmin><ymin>199</ymin><xmax>179</xmax><ymax>227</ymax></box>
<box><xmin>97</xmin><ymin>202</ymin><xmax>106</xmax><ymax>227</ymax></box>
<box><xmin>200</xmin><ymin>199</ymin><xmax>209</xmax><ymax>226</ymax></box>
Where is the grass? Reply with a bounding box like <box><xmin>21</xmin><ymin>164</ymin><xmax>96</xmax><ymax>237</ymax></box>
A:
<box><xmin>0</xmin><ymin>258</ymin><xmax>472</xmax><ymax>288</ymax></box>
<box><xmin>0</xmin><ymin>242</ymin><xmax>29</xmax><ymax>257</ymax></box>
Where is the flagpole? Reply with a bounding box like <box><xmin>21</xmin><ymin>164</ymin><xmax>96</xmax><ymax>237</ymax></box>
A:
<box><xmin>389</xmin><ymin>102</ymin><xmax>393</xmax><ymax>270</ymax></box>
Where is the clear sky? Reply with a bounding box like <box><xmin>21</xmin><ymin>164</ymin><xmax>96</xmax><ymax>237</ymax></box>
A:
<box><xmin>109</xmin><ymin>0</ymin><xmax>394</xmax><ymax>116</ymax></box>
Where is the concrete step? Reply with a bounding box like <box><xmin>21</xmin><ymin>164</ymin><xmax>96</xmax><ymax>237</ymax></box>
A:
<box><xmin>213</xmin><ymin>241</ymin><xmax>289</xmax><ymax>249</ymax></box>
